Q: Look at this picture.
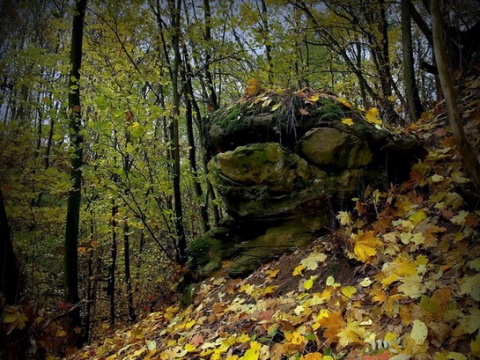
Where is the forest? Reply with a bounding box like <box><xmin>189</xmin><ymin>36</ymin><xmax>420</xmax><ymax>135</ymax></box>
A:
<box><xmin>0</xmin><ymin>0</ymin><xmax>479</xmax><ymax>359</ymax></box>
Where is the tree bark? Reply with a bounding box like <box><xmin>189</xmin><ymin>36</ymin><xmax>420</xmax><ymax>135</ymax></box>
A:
<box><xmin>182</xmin><ymin>53</ymin><xmax>210</xmax><ymax>233</ymax></box>
<box><xmin>203</xmin><ymin>0</ymin><xmax>218</xmax><ymax>111</ymax></box>
<box><xmin>431</xmin><ymin>0</ymin><xmax>480</xmax><ymax>190</ymax></box>
<box><xmin>169</xmin><ymin>0</ymin><xmax>187</xmax><ymax>264</ymax></box>
<box><xmin>402</xmin><ymin>0</ymin><xmax>424</xmax><ymax>122</ymax></box>
<box><xmin>124</xmin><ymin>221</ymin><xmax>136</xmax><ymax>323</ymax></box>
<box><xmin>64</xmin><ymin>0</ymin><xmax>87</xmax><ymax>345</ymax></box>
<box><xmin>0</xmin><ymin>187</ymin><xmax>23</xmax><ymax>305</ymax></box>
<box><xmin>108</xmin><ymin>205</ymin><xmax>117</xmax><ymax>325</ymax></box>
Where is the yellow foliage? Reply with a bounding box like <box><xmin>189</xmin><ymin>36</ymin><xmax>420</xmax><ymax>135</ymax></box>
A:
<box><xmin>350</xmin><ymin>230</ymin><xmax>382</xmax><ymax>263</ymax></box>
<box><xmin>244</xmin><ymin>78</ymin><xmax>264</xmax><ymax>97</ymax></box>
<box><xmin>365</xmin><ymin>107</ymin><xmax>382</xmax><ymax>124</ymax></box>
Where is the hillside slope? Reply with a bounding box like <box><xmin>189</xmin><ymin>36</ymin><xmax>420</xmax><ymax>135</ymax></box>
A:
<box><xmin>68</xmin><ymin>86</ymin><xmax>480</xmax><ymax>360</ymax></box>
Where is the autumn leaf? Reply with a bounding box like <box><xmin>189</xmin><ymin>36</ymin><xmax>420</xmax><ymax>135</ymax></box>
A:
<box><xmin>293</xmin><ymin>264</ymin><xmax>305</xmax><ymax>276</ymax></box>
<box><xmin>299</xmin><ymin>108</ymin><xmax>309</xmax><ymax>115</ymax></box>
<box><xmin>341</xmin><ymin>117</ymin><xmax>354</xmax><ymax>126</ymax></box>
<box><xmin>471</xmin><ymin>333</ymin><xmax>480</xmax><ymax>355</ymax></box>
<box><xmin>303</xmin><ymin>276</ymin><xmax>317</xmax><ymax>290</ymax></box>
<box><xmin>365</xmin><ymin>108</ymin><xmax>382</xmax><ymax>125</ymax></box>
<box><xmin>316</xmin><ymin>310</ymin><xmax>345</xmax><ymax>339</ymax></box>
<box><xmin>341</xmin><ymin>286</ymin><xmax>357</xmax><ymax>298</ymax></box>
<box><xmin>271</xmin><ymin>103</ymin><xmax>281</xmax><ymax>112</ymax></box>
<box><xmin>304</xmin><ymin>353</ymin><xmax>323</xmax><ymax>360</ymax></box>
<box><xmin>265</xmin><ymin>268</ymin><xmax>280</xmax><ymax>279</ymax></box>
<box><xmin>410</xmin><ymin>320</ymin><xmax>428</xmax><ymax>345</ymax></box>
<box><xmin>326</xmin><ymin>276</ymin><xmax>340</xmax><ymax>287</ymax></box>
<box><xmin>300</xmin><ymin>252</ymin><xmax>327</xmax><ymax>270</ymax></box>
<box><xmin>336</xmin><ymin>211</ymin><xmax>352</xmax><ymax>226</ymax></box>
<box><xmin>457</xmin><ymin>274</ymin><xmax>480</xmax><ymax>301</ymax></box>
<box><xmin>337</xmin><ymin>321</ymin><xmax>366</xmax><ymax>347</ymax></box>
<box><xmin>408</xmin><ymin>209</ymin><xmax>427</xmax><ymax>225</ymax></box>
<box><xmin>359</xmin><ymin>277</ymin><xmax>373</xmax><ymax>287</ymax></box>
<box><xmin>350</xmin><ymin>231</ymin><xmax>382</xmax><ymax>262</ymax></box>
<box><xmin>337</xmin><ymin>97</ymin><xmax>352</xmax><ymax>108</ymax></box>
<box><xmin>184</xmin><ymin>343</ymin><xmax>197</xmax><ymax>352</ymax></box>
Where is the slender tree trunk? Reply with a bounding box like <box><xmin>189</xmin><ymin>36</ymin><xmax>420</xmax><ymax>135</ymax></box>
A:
<box><xmin>402</xmin><ymin>0</ymin><xmax>424</xmax><ymax>122</ymax></box>
<box><xmin>169</xmin><ymin>0</ymin><xmax>187</xmax><ymax>264</ymax></box>
<box><xmin>108</xmin><ymin>204</ymin><xmax>118</xmax><ymax>325</ymax></box>
<box><xmin>374</xmin><ymin>0</ymin><xmax>401</xmax><ymax>123</ymax></box>
<box><xmin>431</xmin><ymin>0</ymin><xmax>480</xmax><ymax>189</ymax></box>
<box><xmin>259</xmin><ymin>0</ymin><xmax>273</xmax><ymax>84</ymax></box>
<box><xmin>124</xmin><ymin>221</ymin><xmax>136</xmax><ymax>323</ymax></box>
<box><xmin>203</xmin><ymin>0</ymin><xmax>218</xmax><ymax>111</ymax></box>
<box><xmin>64</xmin><ymin>0</ymin><xmax>87</xmax><ymax>345</ymax></box>
<box><xmin>355</xmin><ymin>41</ymin><xmax>368</xmax><ymax>108</ymax></box>
<box><xmin>182</xmin><ymin>47</ymin><xmax>210</xmax><ymax>233</ymax></box>
<box><xmin>0</xmin><ymin>187</ymin><xmax>23</xmax><ymax>305</ymax></box>
<box><xmin>84</xmin><ymin>221</ymin><xmax>93</xmax><ymax>342</ymax></box>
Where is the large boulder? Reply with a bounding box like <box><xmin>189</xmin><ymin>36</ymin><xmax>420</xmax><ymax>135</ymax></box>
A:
<box><xmin>189</xmin><ymin>89</ymin><xmax>424</xmax><ymax>278</ymax></box>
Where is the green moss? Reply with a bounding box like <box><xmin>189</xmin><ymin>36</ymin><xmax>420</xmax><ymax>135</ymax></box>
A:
<box><xmin>310</xmin><ymin>99</ymin><xmax>344</xmax><ymax>123</ymax></box>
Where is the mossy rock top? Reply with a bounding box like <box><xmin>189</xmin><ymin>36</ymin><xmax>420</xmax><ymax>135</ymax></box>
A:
<box><xmin>206</xmin><ymin>89</ymin><xmax>366</xmax><ymax>153</ymax></box>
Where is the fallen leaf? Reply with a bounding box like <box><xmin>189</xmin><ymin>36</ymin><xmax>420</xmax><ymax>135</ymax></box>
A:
<box><xmin>351</xmin><ymin>231</ymin><xmax>382</xmax><ymax>262</ymax></box>
<box><xmin>410</xmin><ymin>320</ymin><xmax>428</xmax><ymax>345</ymax></box>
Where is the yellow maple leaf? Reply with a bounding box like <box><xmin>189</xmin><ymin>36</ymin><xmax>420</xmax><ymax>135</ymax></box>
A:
<box><xmin>351</xmin><ymin>231</ymin><xmax>382</xmax><ymax>262</ymax></box>
<box><xmin>184</xmin><ymin>343</ymin><xmax>197</xmax><ymax>352</ymax></box>
<box><xmin>410</xmin><ymin>320</ymin><xmax>428</xmax><ymax>345</ymax></box>
<box><xmin>337</xmin><ymin>97</ymin><xmax>352</xmax><ymax>108</ymax></box>
<box><xmin>293</xmin><ymin>264</ymin><xmax>305</xmax><ymax>276</ymax></box>
<box><xmin>337</xmin><ymin>321</ymin><xmax>366</xmax><ymax>347</ymax></box>
<box><xmin>317</xmin><ymin>310</ymin><xmax>345</xmax><ymax>339</ymax></box>
<box><xmin>265</xmin><ymin>268</ymin><xmax>280</xmax><ymax>279</ymax></box>
<box><xmin>471</xmin><ymin>333</ymin><xmax>480</xmax><ymax>355</ymax></box>
<box><xmin>237</xmin><ymin>333</ymin><xmax>251</xmax><ymax>343</ymax></box>
<box><xmin>336</xmin><ymin>211</ymin><xmax>352</xmax><ymax>226</ymax></box>
<box><xmin>285</xmin><ymin>331</ymin><xmax>306</xmax><ymax>345</ymax></box>
<box><xmin>370</xmin><ymin>285</ymin><xmax>387</xmax><ymax>303</ymax></box>
<box><xmin>341</xmin><ymin>286</ymin><xmax>357</xmax><ymax>298</ymax></box>
<box><xmin>304</xmin><ymin>353</ymin><xmax>323</xmax><ymax>360</ymax></box>
<box><xmin>341</xmin><ymin>118</ymin><xmax>354</xmax><ymax>126</ymax></box>
<box><xmin>303</xmin><ymin>276</ymin><xmax>317</xmax><ymax>291</ymax></box>
<box><xmin>243</xmin><ymin>341</ymin><xmax>261</xmax><ymax>360</ymax></box>
<box><xmin>408</xmin><ymin>209</ymin><xmax>428</xmax><ymax>225</ymax></box>
<box><xmin>326</xmin><ymin>276</ymin><xmax>340</xmax><ymax>287</ymax></box>
<box><xmin>301</xmin><ymin>252</ymin><xmax>327</xmax><ymax>270</ymax></box>
<box><xmin>365</xmin><ymin>108</ymin><xmax>382</xmax><ymax>125</ymax></box>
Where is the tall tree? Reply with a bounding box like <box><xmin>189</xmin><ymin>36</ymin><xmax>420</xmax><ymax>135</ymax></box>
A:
<box><xmin>0</xmin><ymin>186</ymin><xmax>23</xmax><ymax>305</ymax></box>
<box><xmin>169</xmin><ymin>0</ymin><xmax>187</xmax><ymax>264</ymax></box>
<box><xmin>401</xmin><ymin>0</ymin><xmax>423</xmax><ymax>122</ymax></box>
<box><xmin>431</xmin><ymin>0</ymin><xmax>480</xmax><ymax>189</ymax></box>
<box><xmin>64</xmin><ymin>0</ymin><xmax>88</xmax><ymax>343</ymax></box>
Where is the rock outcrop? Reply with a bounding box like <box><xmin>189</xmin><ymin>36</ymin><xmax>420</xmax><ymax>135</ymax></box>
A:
<box><xmin>188</xmin><ymin>89</ymin><xmax>424</xmax><ymax>278</ymax></box>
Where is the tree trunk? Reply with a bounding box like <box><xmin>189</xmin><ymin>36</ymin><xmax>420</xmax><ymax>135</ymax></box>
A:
<box><xmin>259</xmin><ymin>0</ymin><xmax>273</xmax><ymax>84</ymax></box>
<box><xmin>182</xmin><ymin>47</ymin><xmax>210</xmax><ymax>233</ymax></box>
<box><xmin>108</xmin><ymin>205</ymin><xmax>118</xmax><ymax>325</ymax></box>
<box><xmin>124</xmin><ymin>221</ymin><xmax>136</xmax><ymax>323</ymax></box>
<box><xmin>0</xmin><ymin>187</ymin><xmax>23</xmax><ymax>305</ymax></box>
<box><xmin>374</xmin><ymin>0</ymin><xmax>401</xmax><ymax>123</ymax></box>
<box><xmin>169</xmin><ymin>0</ymin><xmax>187</xmax><ymax>264</ymax></box>
<box><xmin>64</xmin><ymin>0</ymin><xmax>87</xmax><ymax>345</ymax></box>
<box><xmin>203</xmin><ymin>0</ymin><xmax>218</xmax><ymax>111</ymax></box>
<box><xmin>431</xmin><ymin>0</ymin><xmax>480</xmax><ymax>190</ymax></box>
<box><xmin>402</xmin><ymin>0</ymin><xmax>424</xmax><ymax>122</ymax></box>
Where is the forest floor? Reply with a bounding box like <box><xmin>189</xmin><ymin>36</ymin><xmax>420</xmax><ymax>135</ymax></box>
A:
<box><xmin>67</xmin><ymin>70</ymin><xmax>480</xmax><ymax>360</ymax></box>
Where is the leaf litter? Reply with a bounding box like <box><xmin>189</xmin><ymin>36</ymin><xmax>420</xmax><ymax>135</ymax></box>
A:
<box><xmin>67</xmin><ymin>101</ymin><xmax>480</xmax><ymax>360</ymax></box>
